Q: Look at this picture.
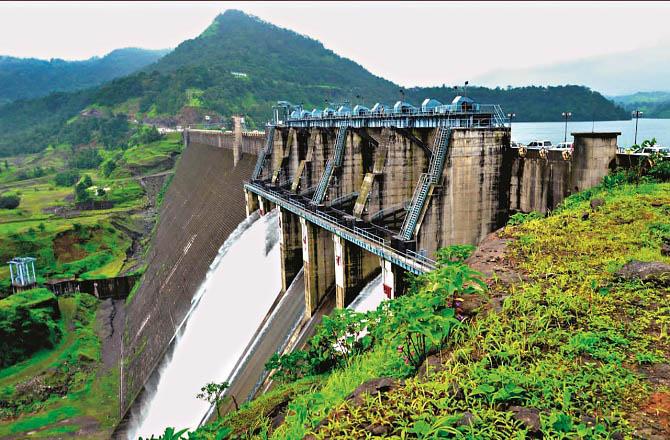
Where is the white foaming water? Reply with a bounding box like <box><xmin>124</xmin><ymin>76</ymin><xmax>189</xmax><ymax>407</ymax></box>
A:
<box><xmin>348</xmin><ymin>274</ymin><xmax>385</xmax><ymax>313</ymax></box>
<box><xmin>128</xmin><ymin>210</ymin><xmax>281</xmax><ymax>439</ymax></box>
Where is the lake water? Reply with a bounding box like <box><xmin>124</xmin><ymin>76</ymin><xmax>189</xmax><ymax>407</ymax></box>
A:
<box><xmin>511</xmin><ymin>118</ymin><xmax>670</xmax><ymax>148</ymax></box>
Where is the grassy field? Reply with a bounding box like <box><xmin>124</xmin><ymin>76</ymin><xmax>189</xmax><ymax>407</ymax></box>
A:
<box><xmin>0</xmin><ymin>132</ymin><xmax>181</xmax><ymax>295</ymax></box>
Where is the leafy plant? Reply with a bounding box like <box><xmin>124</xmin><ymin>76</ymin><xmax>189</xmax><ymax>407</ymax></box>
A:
<box><xmin>196</xmin><ymin>381</ymin><xmax>233</xmax><ymax>419</ymax></box>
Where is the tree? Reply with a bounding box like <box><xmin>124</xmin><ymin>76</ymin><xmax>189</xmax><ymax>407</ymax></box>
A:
<box><xmin>4</xmin><ymin>160</ymin><xmax>8</xmax><ymax>170</ymax></box>
<box><xmin>0</xmin><ymin>194</ymin><xmax>20</xmax><ymax>209</ymax></box>
<box><xmin>75</xmin><ymin>175</ymin><xmax>93</xmax><ymax>202</ymax></box>
<box><xmin>196</xmin><ymin>381</ymin><xmax>234</xmax><ymax>419</ymax></box>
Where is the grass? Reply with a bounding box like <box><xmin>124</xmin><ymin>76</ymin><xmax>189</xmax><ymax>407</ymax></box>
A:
<box><xmin>122</xmin><ymin>132</ymin><xmax>182</xmax><ymax>170</ymax></box>
<box><xmin>186</xmin><ymin>181</ymin><xmax>670</xmax><ymax>440</ymax></box>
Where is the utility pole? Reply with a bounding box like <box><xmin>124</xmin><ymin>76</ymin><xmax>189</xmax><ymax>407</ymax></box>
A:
<box><xmin>632</xmin><ymin>110</ymin><xmax>643</xmax><ymax>146</ymax></box>
<box><xmin>562</xmin><ymin>111</ymin><xmax>572</xmax><ymax>143</ymax></box>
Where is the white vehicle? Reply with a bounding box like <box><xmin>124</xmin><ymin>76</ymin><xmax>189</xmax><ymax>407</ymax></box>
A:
<box><xmin>527</xmin><ymin>140</ymin><xmax>553</xmax><ymax>148</ymax></box>
<box><xmin>639</xmin><ymin>146</ymin><xmax>670</xmax><ymax>156</ymax></box>
<box><xmin>555</xmin><ymin>142</ymin><xmax>573</xmax><ymax>150</ymax></box>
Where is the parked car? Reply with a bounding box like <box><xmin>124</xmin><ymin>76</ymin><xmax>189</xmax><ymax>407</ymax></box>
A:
<box><xmin>527</xmin><ymin>140</ymin><xmax>553</xmax><ymax>148</ymax></box>
<box><xmin>555</xmin><ymin>142</ymin><xmax>573</xmax><ymax>150</ymax></box>
<box><xmin>639</xmin><ymin>146</ymin><xmax>670</xmax><ymax>156</ymax></box>
<box><xmin>511</xmin><ymin>140</ymin><xmax>525</xmax><ymax>148</ymax></box>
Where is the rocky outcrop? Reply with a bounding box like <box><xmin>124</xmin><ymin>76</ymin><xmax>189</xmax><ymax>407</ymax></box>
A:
<box><xmin>615</xmin><ymin>260</ymin><xmax>670</xmax><ymax>285</ymax></box>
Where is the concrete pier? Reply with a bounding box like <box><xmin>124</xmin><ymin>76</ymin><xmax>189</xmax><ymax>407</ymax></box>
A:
<box><xmin>333</xmin><ymin>235</ymin><xmax>380</xmax><ymax>308</ymax></box>
<box><xmin>279</xmin><ymin>208</ymin><xmax>302</xmax><ymax>293</ymax></box>
<box><xmin>301</xmin><ymin>218</ymin><xmax>335</xmax><ymax>318</ymax></box>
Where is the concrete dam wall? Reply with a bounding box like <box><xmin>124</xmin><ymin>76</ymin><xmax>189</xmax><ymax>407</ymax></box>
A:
<box><xmin>121</xmin><ymin>138</ymin><xmax>258</xmax><ymax>414</ymax></box>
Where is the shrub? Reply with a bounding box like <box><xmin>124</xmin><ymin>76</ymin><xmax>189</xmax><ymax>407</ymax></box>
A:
<box><xmin>507</xmin><ymin>211</ymin><xmax>543</xmax><ymax>226</ymax></box>
<box><xmin>69</xmin><ymin>148</ymin><xmax>103</xmax><ymax>169</ymax></box>
<box><xmin>649</xmin><ymin>159</ymin><xmax>670</xmax><ymax>182</ymax></box>
<box><xmin>0</xmin><ymin>289</ymin><xmax>61</xmax><ymax>368</ymax></box>
<box><xmin>54</xmin><ymin>169</ymin><xmax>80</xmax><ymax>186</ymax></box>
<box><xmin>0</xmin><ymin>193</ymin><xmax>21</xmax><ymax>209</ymax></box>
<box><xmin>75</xmin><ymin>175</ymin><xmax>93</xmax><ymax>202</ymax></box>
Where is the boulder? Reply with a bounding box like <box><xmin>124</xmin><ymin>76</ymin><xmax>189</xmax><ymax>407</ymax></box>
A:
<box><xmin>615</xmin><ymin>260</ymin><xmax>670</xmax><ymax>285</ymax></box>
<box><xmin>590</xmin><ymin>198</ymin><xmax>605</xmax><ymax>211</ymax></box>
<box><xmin>345</xmin><ymin>377</ymin><xmax>398</xmax><ymax>406</ymax></box>
<box><xmin>509</xmin><ymin>406</ymin><xmax>541</xmax><ymax>433</ymax></box>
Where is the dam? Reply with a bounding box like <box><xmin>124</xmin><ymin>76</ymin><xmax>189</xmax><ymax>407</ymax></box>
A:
<box><xmin>119</xmin><ymin>98</ymin><xmax>625</xmax><ymax>434</ymax></box>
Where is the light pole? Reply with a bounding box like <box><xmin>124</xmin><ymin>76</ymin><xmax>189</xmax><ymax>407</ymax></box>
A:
<box><xmin>562</xmin><ymin>112</ymin><xmax>572</xmax><ymax>143</ymax></box>
<box><xmin>507</xmin><ymin>112</ymin><xmax>516</xmax><ymax>129</ymax></box>
<box><xmin>632</xmin><ymin>110</ymin><xmax>643</xmax><ymax>146</ymax></box>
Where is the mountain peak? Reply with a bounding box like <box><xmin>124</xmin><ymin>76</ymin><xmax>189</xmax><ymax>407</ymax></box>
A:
<box><xmin>199</xmin><ymin>9</ymin><xmax>263</xmax><ymax>38</ymax></box>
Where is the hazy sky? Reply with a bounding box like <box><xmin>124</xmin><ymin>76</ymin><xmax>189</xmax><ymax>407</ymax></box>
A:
<box><xmin>2</xmin><ymin>1</ymin><xmax>670</xmax><ymax>88</ymax></box>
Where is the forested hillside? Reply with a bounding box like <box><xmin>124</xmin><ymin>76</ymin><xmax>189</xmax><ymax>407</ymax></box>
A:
<box><xmin>0</xmin><ymin>10</ymin><xmax>627</xmax><ymax>157</ymax></box>
<box><xmin>0</xmin><ymin>48</ymin><xmax>169</xmax><ymax>104</ymax></box>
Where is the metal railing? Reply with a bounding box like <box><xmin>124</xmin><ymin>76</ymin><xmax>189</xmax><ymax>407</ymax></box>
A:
<box><xmin>252</xmin><ymin>126</ymin><xmax>275</xmax><ymax>180</ymax></box>
<box><xmin>245</xmin><ymin>182</ymin><xmax>435</xmax><ymax>274</ymax></box>
<box><xmin>283</xmin><ymin>104</ymin><xmax>509</xmax><ymax>129</ymax></box>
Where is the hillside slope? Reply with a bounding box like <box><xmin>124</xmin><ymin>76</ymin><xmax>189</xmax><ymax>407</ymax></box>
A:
<box><xmin>187</xmin><ymin>178</ymin><xmax>670</xmax><ymax>439</ymax></box>
<box><xmin>0</xmin><ymin>48</ymin><xmax>169</xmax><ymax>104</ymax></box>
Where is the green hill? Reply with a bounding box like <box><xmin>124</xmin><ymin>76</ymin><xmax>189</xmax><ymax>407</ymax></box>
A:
<box><xmin>0</xmin><ymin>48</ymin><xmax>170</xmax><ymax>104</ymax></box>
<box><xmin>610</xmin><ymin>91</ymin><xmax>670</xmax><ymax>118</ymax></box>
<box><xmin>0</xmin><ymin>10</ymin><xmax>628</xmax><ymax>156</ymax></box>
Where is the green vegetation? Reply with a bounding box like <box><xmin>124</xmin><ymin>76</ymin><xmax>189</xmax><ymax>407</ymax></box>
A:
<box><xmin>0</xmin><ymin>289</ymin><xmax>61</xmax><ymax>368</ymax></box>
<box><xmin>611</xmin><ymin>91</ymin><xmax>670</xmax><ymax>118</ymax></box>
<box><xmin>164</xmin><ymin>173</ymin><xmax>669</xmax><ymax>439</ymax></box>
<box><xmin>0</xmin><ymin>132</ymin><xmax>181</xmax><ymax>295</ymax></box>
<box><xmin>0</xmin><ymin>48</ymin><xmax>168</xmax><ymax>103</ymax></box>
<box><xmin>0</xmin><ymin>193</ymin><xmax>20</xmax><ymax>209</ymax></box>
<box><xmin>0</xmin><ymin>292</ymin><xmax>120</xmax><ymax>439</ymax></box>
<box><xmin>0</xmin><ymin>10</ymin><xmax>627</xmax><ymax>157</ymax></box>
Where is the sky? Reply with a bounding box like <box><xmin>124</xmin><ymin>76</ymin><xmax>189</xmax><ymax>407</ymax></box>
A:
<box><xmin>2</xmin><ymin>1</ymin><xmax>670</xmax><ymax>89</ymax></box>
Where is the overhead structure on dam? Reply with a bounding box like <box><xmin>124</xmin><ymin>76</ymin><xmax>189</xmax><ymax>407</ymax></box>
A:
<box><xmin>245</xmin><ymin>98</ymin><xmax>512</xmax><ymax>318</ymax></box>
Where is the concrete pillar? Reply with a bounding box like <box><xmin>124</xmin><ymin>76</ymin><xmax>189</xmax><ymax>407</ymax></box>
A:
<box><xmin>333</xmin><ymin>235</ymin><xmax>380</xmax><ymax>308</ymax></box>
<box><xmin>183</xmin><ymin>129</ymin><xmax>189</xmax><ymax>149</ymax></box>
<box><xmin>380</xmin><ymin>259</ymin><xmax>407</xmax><ymax>299</ymax></box>
<box><xmin>258</xmin><ymin>196</ymin><xmax>267</xmax><ymax>216</ymax></box>
<box><xmin>232</xmin><ymin>115</ymin><xmax>243</xmax><ymax>166</ymax></box>
<box><xmin>301</xmin><ymin>218</ymin><xmax>335</xmax><ymax>318</ymax></box>
<box><xmin>245</xmin><ymin>189</ymin><xmax>259</xmax><ymax>217</ymax></box>
<box><xmin>569</xmin><ymin>132</ymin><xmax>619</xmax><ymax>193</ymax></box>
<box><xmin>279</xmin><ymin>207</ymin><xmax>302</xmax><ymax>293</ymax></box>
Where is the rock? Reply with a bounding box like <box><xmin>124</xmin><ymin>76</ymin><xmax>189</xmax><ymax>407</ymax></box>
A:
<box><xmin>456</xmin><ymin>412</ymin><xmax>477</xmax><ymax>427</ymax></box>
<box><xmin>364</xmin><ymin>423</ymin><xmax>390</xmax><ymax>435</ymax></box>
<box><xmin>345</xmin><ymin>377</ymin><xmax>398</xmax><ymax>406</ymax></box>
<box><xmin>590</xmin><ymin>198</ymin><xmax>605</xmax><ymax>211</ymax></box>
<box><xmin>509</xmin><ymin>406</ymin><xmax>541</xmax><ymax>433</ymax></box>
<box><xmin>662</xmin><ymin>241</ymin><xmax>670</xmax><ymax>257</ymax></box>
<box><xmin>615</xmin><ymin>260</ymin><xmax>670</xmax><ymax>285</ymax></box>
<box><xmin>459</xmin><ymin>293</ymin><xmax>487</xmax><ymax>316</ymax></box>
<box><xmin>581</xmin><ymin>212</ymin><xmax>590</xmax><ymax>221</ymax></box>
<box><xmin>417</xmin><ymin>353</ymin><xmax>446</xmax><ymax>378</ymax></box>
<box><xmin>580</xmin><ymin>415</ymin><xmax>597</xmax><ymax>427</ymax></box>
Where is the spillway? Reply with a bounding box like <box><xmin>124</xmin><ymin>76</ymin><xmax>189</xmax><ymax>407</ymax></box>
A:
<box><xmin>348</xmin><ymin>274</ymin><xmax>385</xmax><ymax>313</ymax></box>
<box><xmin>127</xmin><ymin>210</ymin><xmax>281</xmax><ymax>439</ymax></box>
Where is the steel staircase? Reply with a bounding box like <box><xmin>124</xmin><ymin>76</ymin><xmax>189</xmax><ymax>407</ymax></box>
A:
<box><xmin>398</xmin><ymin>127</ymin><xmax>451</xmax><ymax>240</ymax></box>
<box><xmin>252</xmin><ymin>126</ymin><xmax>275</xmax><ymax>180</ymax></box>
<box><xmin>311</xmin><ymin>126</ymin><xmax>347</xmax><ymax>205</ymax></box>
